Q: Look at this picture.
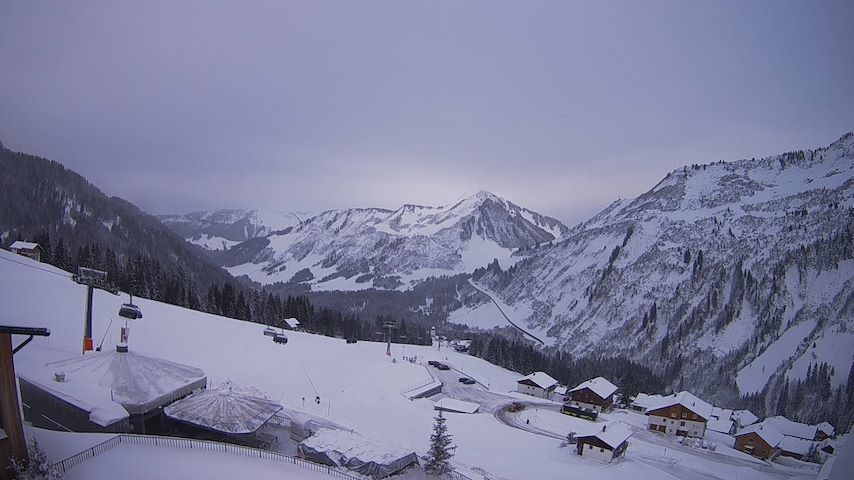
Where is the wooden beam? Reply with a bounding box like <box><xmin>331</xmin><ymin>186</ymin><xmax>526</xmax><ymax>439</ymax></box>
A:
<box><xmin>0</xmin><ymin>333</ymin><xmax>28</xmax><ymax>475</ymax></box>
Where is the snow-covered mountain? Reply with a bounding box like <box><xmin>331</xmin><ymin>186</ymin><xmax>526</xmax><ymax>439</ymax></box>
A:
<box><xmin>158</xmin><ymin>209</ymin><xmax>312</xmax><ymax>251</ymax></box>
<box><xmin>201</xmin><ymin>192</ymin><xmax>567</xmax><ymax>291</ymax></box>
<box><xmin>473</xmin><ymin>133</ymin><xmax>854</xmax><ymax>407</ymax></box>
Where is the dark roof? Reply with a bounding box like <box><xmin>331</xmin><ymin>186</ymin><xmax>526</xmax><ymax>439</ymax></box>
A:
<box><xmin>0</xmin><ymin>325</ymin><xmax>51</xmax><ymax>336</ymax></box>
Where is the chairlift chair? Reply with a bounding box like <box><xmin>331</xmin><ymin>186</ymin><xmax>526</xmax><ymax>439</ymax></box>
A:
<box><xmin>119</xmin><ymin>294</ymin><xmax>143</xmax><ymax>320</ymax></box>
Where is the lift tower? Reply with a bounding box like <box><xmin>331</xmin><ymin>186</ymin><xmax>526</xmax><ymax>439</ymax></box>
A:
<box><xmin>73</xmin><ymin>267</ymin><xmax>118</xmax><ymax>353</ymax></box>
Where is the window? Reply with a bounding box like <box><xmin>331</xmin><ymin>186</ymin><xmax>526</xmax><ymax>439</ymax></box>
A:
<box><xmin>670</xmin><ymin>413</ymin><xmax>676</xmax><ymax>418</ymax></box>
<box><xmin>600</xmin><ymin>448</ymin><xmax>604</xmax><ymax>453</ymax></box>
<box><xmin>588</xmin><ymin>445</ymin><xmax>593</xmax><ymax>450</ymax></box>
<box><xmin>692</xmin><ymin>414</ymin><xmax>697</xmax><ymax>420</ymax></box>
<box><xmin>680</xmin><ymin>421</ymin><xmax>686</xmax><ymax>427</ymax></box>
<box><xmin>681</xmin><ymin>412</ymin><xmax>687</xmax><ymax>418</ymax></box>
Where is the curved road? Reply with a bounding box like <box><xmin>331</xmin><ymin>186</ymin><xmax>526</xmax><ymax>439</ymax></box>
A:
<box><xmin>467</xmin><ymin>280</ymin><xmax>545</xmax><ymax>345</ymax></box>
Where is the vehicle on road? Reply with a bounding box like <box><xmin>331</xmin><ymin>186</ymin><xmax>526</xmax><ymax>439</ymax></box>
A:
<box><xmin>560</xmin><ymin>403</ymin><xmax>598</xmax><ymax>421</ymax></box>
<box><xmin>435</xmin><ymin>363</ymin><xmax>450</xmax><ymax>370</ymax></box>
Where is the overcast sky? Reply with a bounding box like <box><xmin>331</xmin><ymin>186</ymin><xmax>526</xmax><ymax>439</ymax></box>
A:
<box><xmin>1</xmin><ymin>1</ymin><xmax>852</xmax><ymax>225</ymax></box>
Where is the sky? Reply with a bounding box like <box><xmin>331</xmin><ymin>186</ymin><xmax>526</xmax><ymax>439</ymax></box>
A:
<box><xmin>1</xmin><ymin>1</ymin><xmax>853</xmax><ymax>225</ymax></box>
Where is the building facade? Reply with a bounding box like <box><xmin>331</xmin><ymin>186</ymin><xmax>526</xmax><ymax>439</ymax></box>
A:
<box><xmin>647</xmin><ymin>404</ymin><xmax>707</xmax><ymax>438</ymax></box>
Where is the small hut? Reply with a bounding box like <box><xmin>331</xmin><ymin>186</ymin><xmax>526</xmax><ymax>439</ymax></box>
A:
<box><xmin>298</xmin><ymin>428</ymin><xmax>419</xmax><ymax>479</ymax></box>
<box><xmin>19</xmin><ymin>345</ymin><xmax>206</xmax><ymax>434</ymax></box>
<box><xmin>164</xmin><ymin>386</ymin><xmax>282</xmax><ymax>448</ymax></box>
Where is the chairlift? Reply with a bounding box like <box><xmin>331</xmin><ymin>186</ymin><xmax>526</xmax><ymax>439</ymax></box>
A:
<box><xmin>119</xmin><ymin>294</ymin><xmax>143</xmax><ymax>320</ymax></box>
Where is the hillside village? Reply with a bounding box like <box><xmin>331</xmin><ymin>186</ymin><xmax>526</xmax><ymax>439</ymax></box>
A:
<box><xmin>0</xmin><ymin>246</ymin><xmax>848</xmax><ymax>480</ymax></box>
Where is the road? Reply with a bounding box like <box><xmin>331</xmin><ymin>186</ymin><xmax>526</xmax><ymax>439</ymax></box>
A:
<box><xmin>430</xmin><ymin>365</ymin><xmax>520</xmax><ymax>413</ymax></box>
<box><xmin>467</xmin><ymin>280</ymin><xmax>545</xmax><ymax>345</ymax></box>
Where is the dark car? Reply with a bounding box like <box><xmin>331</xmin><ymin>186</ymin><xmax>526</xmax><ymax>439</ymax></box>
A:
<box><xmin>428</xmin><ymin>360</ymin><xmax>439</xmax><ymax>366</ymax></box>
<box><xmin>463</xmin><ymin>378</ymin><xmax>476</xmax><ymax>385</ymax></box>
<box><xmin>436</xmin><ymin>363</ymin><xmax>450</xmax><ymax>370</ymax></box>
<box><xmin>458</xmin><ymin>377</ymin><xmax>469</xmax><ymax>383</ymax></box>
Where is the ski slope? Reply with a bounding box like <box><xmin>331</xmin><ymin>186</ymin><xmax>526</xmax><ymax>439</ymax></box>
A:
<box><xmin>0</xmin><ymin>249</ymin><xmax>818</xmax><ymax>480</ymax></box>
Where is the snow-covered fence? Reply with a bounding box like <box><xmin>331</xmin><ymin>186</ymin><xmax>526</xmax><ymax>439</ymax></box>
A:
<box><xmin>52</xmin><ymin>433</ymin><xmax>363</xmax><ymax>479</ymax></box>
<box><xmin>52</xmin><ymin>435</ymin><xmax>123</xmax><ymax>474</ymax></box>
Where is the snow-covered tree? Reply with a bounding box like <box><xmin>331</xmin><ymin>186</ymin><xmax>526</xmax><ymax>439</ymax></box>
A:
<box><xmin>424</xmin><ymin>410</ymin><xmax>455</xmax><ymax>476</ymax></box>
<box><xmin>9</xmin><ymin>439</ymin><xmax>62</xmax><ymax>480</ymax></box>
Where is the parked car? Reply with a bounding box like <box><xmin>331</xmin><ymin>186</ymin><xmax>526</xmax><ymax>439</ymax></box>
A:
<box><xmin>436</xmin><ymin>363</ymin><xmax>450</xmax><ymax>370</ymax></box>
<box><xmin>462</xmin><ymin>378</ymin><xmax>476</xmax><ymax>385</ymax></box>
<box><xmin>458</xmin><ymin>377</ymin><xmax>469</xmax><ymax>383</ymax></box>
<box><xmin>346</xmin><ymin>338</ymin><xmax>358</xmax><ymax>344</ymax></box>
<box><xmin>428</xmin><ymin>360</ymin><xmax>439</xmax><ymax>366</ymax></box>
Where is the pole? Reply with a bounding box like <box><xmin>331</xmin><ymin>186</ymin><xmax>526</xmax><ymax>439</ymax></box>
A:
<box><xmin>83</xmin><ymin>285</ymin><xmax>94</xmax><ymax>352</ymax></box>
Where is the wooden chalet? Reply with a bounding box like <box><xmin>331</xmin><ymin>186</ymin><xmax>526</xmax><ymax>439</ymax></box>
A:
<box><xmin>567</xmin><ymin>376</ymin><xmax>618</xmax><ymax>413</ymax></box>
<box><xmin>734</xmin><ymin>423</ymin><xmax>785</xmax><ymax>460</ymax></box>
<box><xmin>515</xmin><ymin>371</ymin><xmax>558</xmax><ymax>399</ymax></box>
<box><xmin>575</xmin><ymin>422</ymin><xmax>632</xmax><ymax>463</ymax></box>
<box><xmin>8</xmin><ymin>241</ymin><xmax>44</xmax><ymax>262</ymax></box>
<box><xmin>644</xmin><ymin>391</ymin><xmax>713</xmax><ymax>438</ymax></box>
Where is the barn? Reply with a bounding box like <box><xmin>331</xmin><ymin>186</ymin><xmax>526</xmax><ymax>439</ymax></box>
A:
<box><xmin>644</xmin><ymin>391</ymin><xmax>712</xmax><ymax>438</ymax></box>
<box><xmin>575</xmin><ymin>422</ymin><xmax>632</xmax><ymax>463</ymax></box>
<box><xmin>567</xmin><ymin>377</ymin><xmax>618</xmax><ymax>413</ymax></box>
<box><xmin>515</xmin><ymin>372</ymin><xmax>558</xmax><ymax>399</ymax></box>
<box><xmin>19</xmin><ymin>345</ymin><xmax>206</xmax><ymax>434</ymax></box>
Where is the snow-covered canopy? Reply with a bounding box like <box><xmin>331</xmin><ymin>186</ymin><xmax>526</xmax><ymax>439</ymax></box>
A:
<box><xmin>298</xmin><ymin>429</ymin><xmax>419</xmax><ymax>479</ymax></box>
<box><xmin>736</xmin><ymin>423</ymin><xmax>785</xmax><ymax>448</ymax></box>
<box><xmin>434</xmin><ymin>398</ymin><xmax>479</xmax><ymax>414</ymax></box>
<box><xmin>43</xmin><ymin>348</ymin><xmax>207</xmax><ymax>414</ymax></box>
<box><xmin>17</xmin><ymin>370</ymin><xmax>129</xmax><ymax>427</ymax></box>
<box><xmin>630</xmin><ymin>393</ymin><xmax>663</xmax><ymax>410</ymax></box>
<box><xmin>645</xmin><ymin>391</ymin><xmax>713</xmax><ymax>421</ymax></box>
<box><xmin>707</xmin><ymin>418</ymin><xmax>734</xmax><ymax>434</ymax></box>
<box><xmin>710</xmin><ymin>406</ymin><xmax>733</xmax><ymax>420</ymax></box>
<box><xmin>778</xmin><ymin>435</ymin><xmax>813</xmax><ymax>456</ymax></box>
<box><xmin>576</xmin><ymin>422</ymin><xmax>632</xmax><ymax>449</ymax></box>
<box><xmin>731</xmin><ymin>409</ymin><xmax>759</xmax><ymax>427</ymax></box>
<box><xmin>517</xmin><ymin>371</ymin><xmax>558</xmax><ymax>390</ymax></box>
<box><xmin>817</xmin><ymin>421</ymin><xmax>835</xmax><ymax>437</ymax></box>
<box><xmin>764</xmin><ymin>416</ymin><xmax>817</xmax><ymax>440</ymax></box>
<box><xmin>569</xmin><ymin>376</ymin><xmax>618</xmax><ymax>399</ymax></box>
<box><xmin>164</xmin><ymin>386</ymin><xmax>282</xmax><ymax>434</ymax></box>
<box><xmin>10</xmin><ymin>241</ymin><xmax>40</xmax><ymax>250</ymax></box>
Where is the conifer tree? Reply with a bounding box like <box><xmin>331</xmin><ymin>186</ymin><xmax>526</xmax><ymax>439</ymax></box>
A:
<box><xmin>425</xmin><ymin>410</ymin><xmax>455</xmax><ymax>476</ymax></box>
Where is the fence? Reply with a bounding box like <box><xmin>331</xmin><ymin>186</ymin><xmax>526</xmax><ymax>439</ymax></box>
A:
<box><xmin>52</xmin><ymin>433</ymin><xmax>362</xmax><ymax>480</ymax></box>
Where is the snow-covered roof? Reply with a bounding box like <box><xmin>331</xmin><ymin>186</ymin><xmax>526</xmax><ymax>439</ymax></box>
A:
<box><xmin>299</xmin><ymin>428</ymin><xmax>416</xmax><ymax>465</ymax></box>
<box><xmin>17</xmin><ymin>370</ymin><xmax>129</xmax><ymax>427</ymax></box>
<box><xmin>10</xmin><ymin>241</ymin><xmax>40</xmax><ymax>250</ymax></box>
<box><xmin>554</xmin><ymin>386</ymin><xmax>568</xmax><ymax>396</ymax></box>
<box><xmin>283</xmin><ymin>318</ymin><xmax>300</xmax><ymax>328</ymax></box>
<box><xmin>732</xmin><ymin>409</ymin><xmax>759</xmax><ymax>427</ymax></box>
<box><xmin>434</xmin><ymin>398</ymin><xmax>479</xmax><ymax>414</ymax></box>
<box><xmin>576</xmin><ymin>422</ymin><xmax>632</xmax><ymax>449</ymax></box>
<box><xmin>765</xmin><ymin>416</ymin><xmax>817</xmax><ymax>440</ymax></box>
<box><xmin>517</xmin><ymin>371</ymin><xmax>558</xmax><ymax>390</ymax></box>
<box><xmin>711</xmin><ymin>407</ymin><xmax>733</xmax><ymax>420</ymax></box>
<box><xmin>164</xmin><ymin>387</ymin><xmax>282</xmax><ymax>434</ymax></box>
<box><xmin>817</xmin><ymin>421</ymin><xmax>835</xmax><ymax>436</ymax></box>
<box><xmin>39</xmin><ymin>348</ymin><xmax>207</xmax><ymax>415</ymax></box>
<box><xmin>778</xmin><ymin>435</ymin><xmax>813</xmax><ymax>456</ymax></box>
<box><xmin>736</xmin><ymin>423</ymin><xmax>785</xmax><ymax>448</ymax></box>
<box><xmin>707</xmin><ymin>418</ymin><xmax>734</xmax><ymax>434</ymax></box>
<box><xmin>569</xmin><ymin>376</ymin><xmax>617</xmax><ymax>399</ymax></box>
<box><xmin>631</xmin><ymin>393</ymin><xmax>664</xmax><ymax>410</ymax></box>
<box><xmin>645</xmin><ymin>391</ymin><xmax>713</xmax><ymax>421</ymax></box>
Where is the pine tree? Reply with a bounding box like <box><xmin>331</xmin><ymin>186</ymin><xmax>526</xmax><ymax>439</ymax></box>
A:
<box><xmin>424</xmin><ymin>411</ymin><xmax>455</xmax><ymax>476</ymax></box>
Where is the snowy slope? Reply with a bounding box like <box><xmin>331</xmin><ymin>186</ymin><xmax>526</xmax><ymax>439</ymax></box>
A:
<box><xmin>472</xmin><ymin>133</ymin><xmax>854</xmax><ymax>404</ymax></box>
<box><xmin>158</xmin><ymin>208</ymin><xmax>312</xmax><ymax>250</ymax></box>
<box><xmin>2</xmin><ymin>249</ymin><xmax>804</xmax><ymax>480</ymax></box>
<box><xmin>215</xmin><ymin>191</ymin><xmax>567</xmax><ymax>290</ymax></box>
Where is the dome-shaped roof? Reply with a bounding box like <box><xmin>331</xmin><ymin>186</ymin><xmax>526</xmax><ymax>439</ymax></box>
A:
<box><xmin>164</xmin><ymin>386</ymin><xmax>282</xmax><ymax>434</ymax></box>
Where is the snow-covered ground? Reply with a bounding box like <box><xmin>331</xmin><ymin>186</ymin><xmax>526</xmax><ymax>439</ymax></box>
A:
<box><xmin>0</xmin><ymin>249</ymin><xmax>822</xmax><ymax>479</ymax></box>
